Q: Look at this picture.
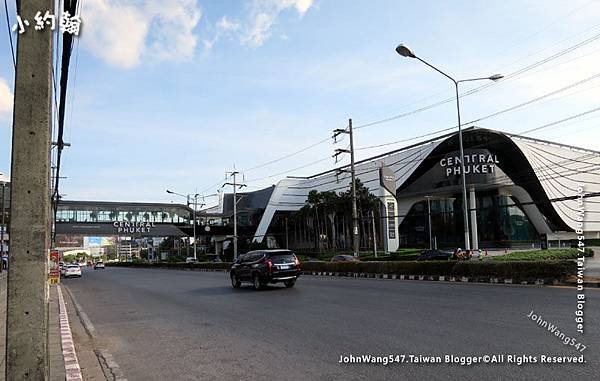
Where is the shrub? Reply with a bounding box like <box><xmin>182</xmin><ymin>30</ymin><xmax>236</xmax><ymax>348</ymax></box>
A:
<box><xmin>300</xmin><ymin>260</ymin><xmax>575</xmax><ymax>280</ymax></box>
<box><xmin>491</xmin><ymin>248</ymin><xmax>593</xmax><ymax>261</ymax></box>
<box><xmin>107</xmin><ymin>261</ymin><xmax>232</xmax><ymax>271</ymax></box>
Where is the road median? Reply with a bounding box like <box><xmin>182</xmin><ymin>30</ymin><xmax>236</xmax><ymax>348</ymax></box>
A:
<box><xmin>107</xmin><ymin>260</ymin><xmax>587</xmax><ymax>286</ymax></box>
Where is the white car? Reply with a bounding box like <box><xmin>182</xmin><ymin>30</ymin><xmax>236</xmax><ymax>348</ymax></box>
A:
<box><xmin>94</xmin><ymin>262</ymin><xmax>105</xmax><ymax>269</ymax></box>
<box><xmin>64</xmin><ymin>264</ymin><xmax>82</xmax><ymax>278</ymax></box>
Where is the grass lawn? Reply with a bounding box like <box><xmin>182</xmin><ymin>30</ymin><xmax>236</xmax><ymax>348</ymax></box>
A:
<box><xmin>491</xmin><ymin>248</ymin><xmax>593</xmax><ymax>261</ymax></box>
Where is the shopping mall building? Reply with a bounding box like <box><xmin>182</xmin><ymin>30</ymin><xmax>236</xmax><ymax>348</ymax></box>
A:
<box><xmin>5</xmin><ymin>127</ymin><xmax>595</xmax><ymax>255</ymax></box>
<box><xmin>243</xmin><ymin>127</ymin><xmax>600</xmax><ymax>251</ymax></box>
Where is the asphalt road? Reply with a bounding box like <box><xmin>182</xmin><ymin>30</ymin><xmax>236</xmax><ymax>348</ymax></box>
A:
<box><xmin>64</xmin><ymin>267</ymin><xmax>600</xmax><ymax>381</ymax></box>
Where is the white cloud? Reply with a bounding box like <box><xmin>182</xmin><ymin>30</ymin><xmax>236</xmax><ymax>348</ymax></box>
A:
<box><xmin>0</xmin><ymin>78</ymin><xmax>13</xmax><ymax>119</ymax></box>
<box><xmin>240</xmin><ymin>0</ymin><xmax>314</xmax><ymax>47</ymax></box>
<box><xmin>217</xmin><ymin>16</ymin><xmax>240</xmax><ymax>32</ymax></box>
<box><xmin>202</xmin><ymin>16</ymin><xmax>241</xmax><ymax>52</ymax></box>
<box><xmin>241</xmin><ymin>12</ymin><xmax>274</xmax><ymax>47</ymax></box>
<box><xmin>81</xmin><ymin>0</ymin><xmax>202</xmax><ymax>69</ymax></box>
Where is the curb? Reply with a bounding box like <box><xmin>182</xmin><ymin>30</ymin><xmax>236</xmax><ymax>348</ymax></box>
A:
<box><xmin>57</xmin><ymin>285</ymin><xmax>83</xmax><ymax>381</ymax></box>
<box><xmin>106</xmin><ymin>265</ymin><xmax>595</xmax><ymax>288</ymax></box>
<box><xmin>108</xmin><ymin>265</ymin><xmax>229</xmax><ymax>272</ymax></box>
<box><xmin>63</xmin><ymin>286</ymin><xmax>128</xmax><ymax>381</ymax></box>
<box><xmin>302</xmin><ymin>271</ymin><xmax>576</xmax><ymax>287</ymax></box>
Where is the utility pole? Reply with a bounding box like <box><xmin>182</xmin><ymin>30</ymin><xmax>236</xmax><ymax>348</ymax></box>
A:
<box><xmin>425</xmin><ymin>196</ymin><xmax>432</xmax><ymax>250</ymax></box>
<box><xmin>186</xmin><ymin>195</ymin><xmax>190</xmax><ymax>258</ymax></box>
<box><xmin>167</xmin><ymin>190</ymin><xmax>215</xmax><ymax>260</ymax></box>
<box><xmin>333</xmin><ymin>119</ymin><xmax>359</xmax><ymax>257</ymax></box>
<box><xmin>224</xmin><ymin>171</ymin><xmax>246</xmax><ymax>260</ymax></box>
<box><xmin>192</xmin><ymin>194</ymin><xmax>198</xmax><ymax>260</ymax></box>
<box><xmin>7</xmin><ymin>0</ymin><xmax>54</xmax><ymax>378</ymax></box>
<box><xmin>285</xmin><ymin>217</ymin><xmax>289</xmax><ymax>249</ymax></box>
<box><xmin>371</xmin><ymin>210</ymin><xmax>377</xmax><ymax>258</ymax></box>
<box><xmin>0</xmin><ymin>180</ymin><xmax>6</xmax><ymax>272</ymax></box>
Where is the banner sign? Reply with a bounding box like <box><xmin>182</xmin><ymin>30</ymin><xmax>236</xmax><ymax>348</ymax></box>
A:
<box><xmin>379</xmin><ymin>165</ymin><xmax>396</xmax><ymax>195</ymax></box>
<box><xmin>49</xmin><ymin>250</ymin><xmax>60</xmax><ymax>284</ymax></box>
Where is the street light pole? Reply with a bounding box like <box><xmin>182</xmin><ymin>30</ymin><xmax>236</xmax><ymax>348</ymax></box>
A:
<box><xmin>395</xmin><ymin>44</ymin><xmax>503</xmax><ymax>251</ymax></box>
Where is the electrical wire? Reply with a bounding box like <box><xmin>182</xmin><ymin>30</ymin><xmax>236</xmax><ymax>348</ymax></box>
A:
<box><xmin>3</xmin><ymin>0</ymin><xmax>15</xmax><ymax>68</ymax></box>
<box><xmin>463</xmin><ymin>73</ymin><xmax>600</xmax><ymax>127</ymax></box>
<box><xmin>353</xmin><ymin>31</ymin><xmax>600</xmax><ymax>130</ymax></box>
<box><xmin>519</xmin><ymin>106</ymin><xmax>600</xmax><ymax>135</ymax></box>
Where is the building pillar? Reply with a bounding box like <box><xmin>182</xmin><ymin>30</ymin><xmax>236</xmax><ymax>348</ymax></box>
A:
<box><xmin>381</xmin><ymin>196</ymin><xmax>399</xmax><ymax>253</ymax></box>
<box><xmin>469</xmin><ymin>188</ymin><xmax>478</xmax><ymax>251</ymax></box>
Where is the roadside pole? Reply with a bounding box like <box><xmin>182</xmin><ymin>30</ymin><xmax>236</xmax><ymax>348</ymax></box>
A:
<box><xmin>224</xmin><ymin>171</ymin><xmax>246</xmax><ymax>261</ymax></box>
<box><xmin>193</xmin><ymin>194</ymin><xmax>198</xmax><ymax>261</ymax></box>
<box><xmin>371</xmin><ymin>210</ymin><xmax>377</xmax><ymax>258</ymax></box>
<box><xmin>426</xmin><ymin>196</ymin><xmax>432</xmax><ymax>250</ymax></box>
<box><xmin>349</xmin><ymin>119</ymin><xmax>358</xmax><ymax>258</ymax></box>
<box><xmin>0</xmin><ymin>181</ymin><xmax>5</xmax><ymax>272</ymax></box>
<box><xmin>332</xmin><ymin>119</ymin><xmax>359</xmax><ymax>257</ymax></box>
<box><xmin>6</xmin><ymin>0</ymin><xmax>54</xmax><ymax>379</ymax></box>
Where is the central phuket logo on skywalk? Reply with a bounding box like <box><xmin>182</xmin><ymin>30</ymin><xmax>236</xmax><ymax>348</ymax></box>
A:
<box><xmin>113</xmin><ymin>221</ymin><xmax>156</xmax><ymax>234</ymax></box>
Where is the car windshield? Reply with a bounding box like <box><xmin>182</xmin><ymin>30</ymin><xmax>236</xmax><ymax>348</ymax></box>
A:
<box><xmin>67</xmin><ymin>265</ymin><xmax>79</xmax><ymax>268</ymax></box>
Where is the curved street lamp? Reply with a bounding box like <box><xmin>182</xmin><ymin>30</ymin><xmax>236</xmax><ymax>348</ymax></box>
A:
<box><xmin>395</xmin><ymin>44</ymin><xmax>503</xmax><ymax>251</ymax></box>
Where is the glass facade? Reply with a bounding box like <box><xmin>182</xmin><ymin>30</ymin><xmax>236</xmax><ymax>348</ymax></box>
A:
<box><xmin>398</xmin><ymin>191</ymin><xmax>538</xmax><ymax>248</ymax></box>
<box><xmin>56</xmin><ymin>206</ymin><xmax>191</xmax><ymax>224</ymax></box>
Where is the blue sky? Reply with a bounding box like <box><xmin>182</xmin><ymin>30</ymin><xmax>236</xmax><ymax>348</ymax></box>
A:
<box><xmin>1</xmin><ymin>0</ymin><xmax>599</xmax><ymax>203</ymax></box>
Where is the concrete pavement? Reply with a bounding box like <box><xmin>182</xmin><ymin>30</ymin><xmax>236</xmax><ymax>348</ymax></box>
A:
<box><xmin>64</xmin><ymin>267</ymin><xmax>600</xmax><ymax>381</ymax></box>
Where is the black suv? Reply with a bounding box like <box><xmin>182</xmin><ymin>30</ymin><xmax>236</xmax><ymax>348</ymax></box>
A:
<box><xmin>230</xmin><ymin>250</ymin><xmax>301</xmax><ymax>290</ymax></box>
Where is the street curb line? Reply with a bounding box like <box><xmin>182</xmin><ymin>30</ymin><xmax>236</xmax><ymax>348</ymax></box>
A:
<box><xmin>64</xmin><ymin>286</ymin><xmax>128</xmax><ymax>381</ymax></box>
<box><xmin>107</xmin><ymin>265</ymin><xmax>599</xmax><ymax>288</ymax></box>
<box><xmin>301</xmin><ymin>271</ymin><xmax>579</xmax><ymax>287</ymax></box>
<box><xmin>57</xmin><ymin>285</ymin><xmax>83</xmax><ymax>381</ymax></box>
<box><xmin>63</xmin><ymin>286</ymin><xmax>96</xmax><ymax>338</ymax></box>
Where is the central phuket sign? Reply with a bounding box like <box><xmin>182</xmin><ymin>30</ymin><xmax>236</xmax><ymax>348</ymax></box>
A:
<box><xmin>113</xmin><ymin>221</ymin><xmax>156</xmax><ymax>234</ymax></box>
<box><xmin>439</xmin><ymin>152</ymin><xmax>499</xmax><ymax>177</ymax></box>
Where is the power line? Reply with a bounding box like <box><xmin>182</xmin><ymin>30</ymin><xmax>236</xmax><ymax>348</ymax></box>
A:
<box><xmin>519</xmin><ymin>106</ymin><xmax>600</xmax><ymax>135</ymax></box>
<box><xmin>463</xmin><ymin>72</ymin><xmax>600</xmax><ymax>126</ymax></box>
<box><xmin>355</xmin><ymin>75</ymin><xmax>600</xmax><ymax>153</ymax></box>
<box><xmin>205</xmin><ymin>32</ymin><xmax>600</xmax><ymax>196</ymax></box>
<box><xmin>353</xmin><ymin>31</ymin><xmax>600</xmax><ymax>130</ymax></box>
<box><xmin>2</xmin><ymin>0</ymin><xmax>15</xmax><ymax>68</ymax></box>
<box><xmin>245</xmin><ymin>156</ymin><xmax>333</xmax><ymax>184</ymax></box>
<box><xmin>356</xmin><ymin>126</ymin><xmax>456</xmax><ymax>151</ymax></box>
<box><xmin>234</xmin><ymin>29</ymin><xmax>600</xmax><ymax>184</ymax></box>
<box><xmin>240</xmin><ymin>136</ymin><xmax>331</xmax><ymax>173</ymax></box>
<box><xmin>52</xmin><ymin>0</ymin><xmax>79</xmax><ymax>240</ymax></box>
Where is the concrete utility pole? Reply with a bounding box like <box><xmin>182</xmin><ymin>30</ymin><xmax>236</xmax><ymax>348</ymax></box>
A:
<box><xmin>224</xmin><ymin>171</ymin><xmax>246</xmax><ymax>260</ymax></box>
<box><xmin>333</xmin><ymin>119</ymin><xmax>359</xmax><ymax>257</ymax></box>
<box><xmin>0</xmin><ymin>180</ymin><xmax>7</xmax><ymax>272</ymax></box>
<box><xmin>425</xmin><ymin>196</ymin><xmax>432</xmax><ymax>250</ymax></box>
<box><xmin>192</xmin><ymin>193</ymin><xmax>198</xmax><ymax>260</ymax></box>
<box><xmin>371</xmin><ymin>210</ymin><xmax>377</xmax><ymax>258</ymax></box>
<box><xmin>7</xmin><ymin>0</ymin><xmax>54</xmax><ymax>379</ymax></box>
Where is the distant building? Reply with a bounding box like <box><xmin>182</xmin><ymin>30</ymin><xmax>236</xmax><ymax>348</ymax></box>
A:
<box><xmin>236</xmin><ymin>127</ymin><xmax>600</xmax><ymax>251</ymax></box>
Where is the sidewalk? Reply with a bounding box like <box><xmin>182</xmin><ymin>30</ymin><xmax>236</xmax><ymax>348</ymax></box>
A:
<box><xmin>0</xmin><ymin>273</ymin><xmax>65</xmax><ymax>381</ymax></box>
